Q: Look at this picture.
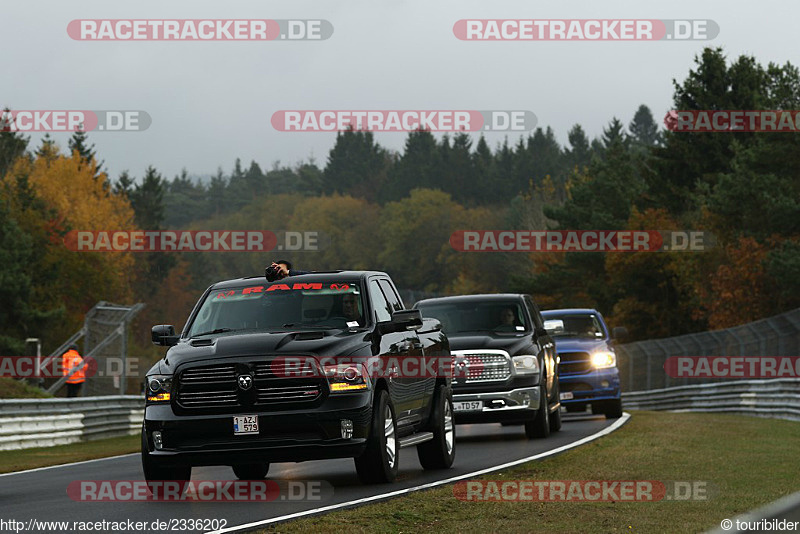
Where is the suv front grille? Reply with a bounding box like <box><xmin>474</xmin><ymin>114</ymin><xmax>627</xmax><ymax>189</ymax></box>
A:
<box><xmin>558</xmin><ymin>352</ymin><xmax>593</xmax><ymax>375</ymax></box>
<box><xmin>176</xmin><ymin>359</ymin><xmax>325</xmax><ymax>412</ymax></box>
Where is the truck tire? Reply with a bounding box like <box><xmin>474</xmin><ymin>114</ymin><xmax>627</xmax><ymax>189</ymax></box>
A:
<box><xmin>524</xmin><ymin>372</ymin><xmax>551</xmax><ymax>439</ymax></box>
<box><xmin>548</xmin><ymin>381</ymin><xmax>562</xmax><ymax>433</ymax></box>
<box><xmin>355</xmin><ymin>389</ymin><xmax>398</xmax><ymax>483</ymax></box>
<box><xmin>141</xmin><ymin>427</ymin><xmax>191</xmax><ymax>495</ymax></box>
<box><xmin>417</xmin><ymin>384</ymin><xmax>455</xmax><ymax>470</ymax></box>
<box><xmin>232</xmin><ymin>463</ymin><xmax>269</xmax><ymax>480</ymax></box>
<box><xmin>604</xmin><ymin>398</ymin><xmax>623</xmax><ymax>419</ymax></box>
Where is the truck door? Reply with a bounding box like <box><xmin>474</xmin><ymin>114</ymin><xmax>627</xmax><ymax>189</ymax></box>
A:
<box><xmin>368</xmin><ymin>279</ymin><xmax>424</xmax><ymax>429</ymax></box>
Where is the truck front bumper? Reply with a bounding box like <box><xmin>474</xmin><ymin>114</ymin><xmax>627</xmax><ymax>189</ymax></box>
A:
<box><xmin>451</xmin><ymin>386</ymin><xmax>541</xmax><ymax>424</ymax></box>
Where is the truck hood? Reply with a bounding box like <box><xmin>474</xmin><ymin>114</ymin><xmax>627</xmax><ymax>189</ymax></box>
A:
<box><xmin>552</xmin><ymin>337</ymin><xmax>611</xmax><ymax>354</ymax></box>
<box><xmin>161</xmin><ymin>330</ymin><xmax>371</xmax><ymax>370</ymax></box>
<box><xmin>447</xmin><ymin>333</ymin><xmax>532</xmax><ymax>356</ymax></box>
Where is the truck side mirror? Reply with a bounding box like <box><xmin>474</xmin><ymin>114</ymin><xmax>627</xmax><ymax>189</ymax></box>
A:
<box><xmin>612</xmin><ymin>326</ymin><xmax>629</xmax><ymax>343</ymax></box>
<box><xmin>379</xmin><ymin>310</ymin><xmax>423</xmax><ymax>334</ymax></box>
<box><xmin>152</xmin><ymin>325</ymin><xmax>180</xmax><ymax>346</ymax></box>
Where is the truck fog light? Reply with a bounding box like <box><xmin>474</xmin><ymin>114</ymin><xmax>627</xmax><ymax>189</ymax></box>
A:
<box><xmin>341</xmin><ymin>419</ymin><xmax>353</xmax><ymax>439</ymax></box>
<box><xmin>519</xmin><ymin>392</ymin><xmax>530</xmax><ymax>406</ymax></box>
<box><xmin>601</xmin><ymin>380</ymin><xmax>610</xmax><ymax>388</ymax></box>
<box><xmin>152</xmin><ymin>431</ymin><xmax>163</xmax><ymax>450</ymax></box>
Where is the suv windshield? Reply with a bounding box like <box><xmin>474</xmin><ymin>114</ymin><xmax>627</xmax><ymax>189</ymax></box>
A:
<box><xmin>187</xmin><ymin>280</ymin><xmax>364</xmax><ymax>337</ymax></box>
<box><xmin>416</xmin><ymin>301</ymin><xmax>529</xmax><ymax>334</ymax></box>
<box><xmin>542</xmin><ymin>313</ymin><xmax>604</xmax><ymax>339</ymax></box>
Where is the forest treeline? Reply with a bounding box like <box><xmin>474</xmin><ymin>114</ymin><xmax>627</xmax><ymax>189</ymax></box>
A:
<box><xmin>2</xmin><ymin>47</ymin><xmax>799</xmax><ymax>363</ymax></box>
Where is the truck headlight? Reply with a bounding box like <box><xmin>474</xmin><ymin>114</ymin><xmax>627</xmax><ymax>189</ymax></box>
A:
<box><xmin>512</xmin><ymin>355</ymin><xmax>539</xmax><ymax>375</ymax></box>
<box><xmin>324</xmin><ymin>363</ymin><xmax>371</xmax><ymax>393</ymax></box>
<box><xmin>146</xmin><ymin>374</ymin><xmax>172</xmax><ymax>403</ymax></box>
<box><xmin>591</xmin><ymin>351</ymin><xmax>616</xmax><ymax>369</ymax></box>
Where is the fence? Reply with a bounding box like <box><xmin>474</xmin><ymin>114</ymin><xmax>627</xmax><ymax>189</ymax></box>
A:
<box><xmin>39</xmin><ymin>301</ymin><xmax>145</xmax><ymax>397</ymax></box>
<box><xmin>622</xmin><ymin>378</ymin><xmax>800</xmax><ymax>422</ymax></box>
<box><xmin>616</xmin><ymin>308</ymin><xmax>800</xmax><ymax>392</ymax></box>
<box><xmin>0</xmin><ymin>396</ymin><xmax>144</xmax><ymax>450</ymax></box>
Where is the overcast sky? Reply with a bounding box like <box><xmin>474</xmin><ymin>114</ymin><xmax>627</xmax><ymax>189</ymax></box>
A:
<box><xmin>6</xmin><ymin>1</ymin><xmax>797</xmax><ymax>181</ymax></box>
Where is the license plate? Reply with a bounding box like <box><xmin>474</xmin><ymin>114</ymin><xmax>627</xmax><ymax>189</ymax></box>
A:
<box><xmin>453</xmin><ymin>401</ymin><xmax>482</xmax><ymax>412</ymax></box>
<box><xmin>560</xmin><ymin>392</ymin><xmax>574</xmax><ymax>400</ymax></box>
<box><xmin>233</xmin><ymin>415</ymin><xmax>259</xmax><ymax>435</ymax></box>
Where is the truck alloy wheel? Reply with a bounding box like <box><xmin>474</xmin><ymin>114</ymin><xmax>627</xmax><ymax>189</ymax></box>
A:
<box><xmin>418</xmin><ymin>384</ymin><xmax>456</xmax><ymax>469</ymax></box>
<box><xmin>355</xmin><ymin>389</ymin><xmax>399</xmax><ymax>483</ymax></box>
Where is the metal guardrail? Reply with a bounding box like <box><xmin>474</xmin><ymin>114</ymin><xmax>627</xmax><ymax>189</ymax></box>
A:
<box><xmin>0</xmin><ymin>396</ymin><xmax>144</xmax><ymax>450</ymax></box>
<box><xmin>622</xmin><ymin>378</ymin><xmax>800</xmax><ymax>422</ymax></box>
<box><xmin>616</xmin><ymin>307</ymin><xmax>800</xmax><ymax>392</ymax></box>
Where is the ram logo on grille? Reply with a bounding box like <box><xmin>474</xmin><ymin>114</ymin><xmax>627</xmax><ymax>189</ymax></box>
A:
<box><xmin>237</xmin><ymin>375</ymin><xmax>253</xmax><ymax>391</ymax></box>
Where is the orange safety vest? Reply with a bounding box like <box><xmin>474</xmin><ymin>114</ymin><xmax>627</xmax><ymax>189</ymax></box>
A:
<box><xmin>62</xmin><ymin>349</ymin><xmax>86</xmax><ymax>384</ymax></box>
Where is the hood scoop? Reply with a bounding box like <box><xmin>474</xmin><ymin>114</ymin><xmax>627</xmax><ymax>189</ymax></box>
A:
<box><xmin>190</xmin><ymin>338</ymin><xmax>215</xmax><ymax>347</ymax></box>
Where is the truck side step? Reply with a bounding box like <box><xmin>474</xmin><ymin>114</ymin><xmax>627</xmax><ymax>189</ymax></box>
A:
<box><xmin>398</xmin><ymin>431</ymin><xmax>434</xmax><ymax>448</ymax></box>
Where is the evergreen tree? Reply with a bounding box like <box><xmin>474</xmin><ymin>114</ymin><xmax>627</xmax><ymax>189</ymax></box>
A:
<box><xmin>0</xmin><ymin>109</ymin><xmax>29</xmax><ymax>179</ymax></box>
<box><xmin>628</xmin><ymin>105</ymin><xmax>660</xmax><ymax>150</ymax></box>
<box><xmin>68</xmin><ymin>125</ymin><xmax>104</xmax><ymax>175</ymax></box>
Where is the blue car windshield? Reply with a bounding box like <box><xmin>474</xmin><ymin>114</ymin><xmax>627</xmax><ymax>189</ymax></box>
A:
<box><xmin>542</xmin><ymin>313</ymin><xmax>604</xmax><ymax>339</ymax></box>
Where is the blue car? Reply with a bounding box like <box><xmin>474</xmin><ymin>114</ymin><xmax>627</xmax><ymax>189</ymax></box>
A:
<box><xmin>540</xmin><ymin>309</ymin><xmax>626</xmax><ymax>419</ymax></box>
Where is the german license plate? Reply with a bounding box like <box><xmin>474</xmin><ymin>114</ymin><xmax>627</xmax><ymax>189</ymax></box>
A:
<box><xmin>560</xmin><ymin>392</ymin><xmax>574</xmax><ymax>400</ymax></box>
<box><xmin>233</xmin><ymin>415</ymin><xmax>259</xmax><ymax>435</ymax></box>
<box><xmin>453</xmin><ymin>401</ymin><xmax>482</xmax><ymax>412</ymax></box>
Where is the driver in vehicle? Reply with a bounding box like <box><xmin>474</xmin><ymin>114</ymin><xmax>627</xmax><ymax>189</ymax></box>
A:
<box><xmin>496</xmin><ymin>307</ymin><xmax>518</xmax><ymax>330</ymax></box>
<box><xmin>341</xmin><ymin>293</ymin><xmax>362</xmax><ymax>324</ymax></box>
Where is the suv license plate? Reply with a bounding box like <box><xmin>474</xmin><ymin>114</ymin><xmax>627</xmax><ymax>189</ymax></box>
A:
<box><xmin>453</xmin><ymin>401</ymin><xmax>482</xmax><ymax>412</ymax></box>
<box><xmin>233</xmin><ymin>415</ymin><xmax>259</xmax><ymax>435</ymax></box>
<box><xmin>560</xmin><ymin>392</ymin><xmax>574</xmax><ymax>400</ymax></box>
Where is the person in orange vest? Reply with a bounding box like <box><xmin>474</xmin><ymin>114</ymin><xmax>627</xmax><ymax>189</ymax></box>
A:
<box><xmin>62</xmin><ymin>344</ymin><xmax>85</xmax><ymax>397</ymax></box>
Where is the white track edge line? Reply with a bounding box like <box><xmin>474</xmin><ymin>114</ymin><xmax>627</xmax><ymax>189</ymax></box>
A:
<box><xmin>0</xmin><ymin>452</ymin><xmax>137</xmax><ymax>478</ymax></box>
<box><xmin>209</xmin><ymin>413</ymin><xmax>631</xmax><ymax>534</ymax></box>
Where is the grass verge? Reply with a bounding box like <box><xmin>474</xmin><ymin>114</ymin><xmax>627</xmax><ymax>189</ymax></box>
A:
<box><xmin>0</xmin><ymin>377</ymin><xmax>53</xmax><ymax>399</ymax></box>
<box><xmin>263</xmin><ymin>411</ymin><xmax>800</xmax><ymax>534</ymax></box>
<box><xmin>0</xmin><ymin>434</ymin><xmax>139</xmax><ymax>474</ymax></box>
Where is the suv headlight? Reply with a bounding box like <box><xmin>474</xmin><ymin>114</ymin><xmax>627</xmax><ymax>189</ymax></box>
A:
<box><xmin>591</xmin><ymin>351</ymin><xmax>616</xmax><ymax>369</ymax></box>
<box><xmin>512</xmin><ymin>355</ymin><xmax>540</xmax><ymax>376</ymax></box>
<box><xmin>324</xmin><ymin>363</ymin><xmax>371</xmax><ymax>393</ymax></box>
<box><xmin>146</xmin><ymin>374</ymin><xmax>172</xmax><ymax>403</ymax></box>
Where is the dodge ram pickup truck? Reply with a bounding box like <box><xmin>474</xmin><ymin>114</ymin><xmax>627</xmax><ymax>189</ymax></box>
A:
<box><xmin>143</xmin><ymin>271</ymin><xmax>455</xmax><ymax>486</ymax></box>
<box><xmin>541</xmin><ymin>308</ymin><xmax>626</xmax><ymax>419</ymax></box>
<box><xmin>414</xmin><ymin>294</ymin><xmax>561</xmax><ymax>439</ymax></box>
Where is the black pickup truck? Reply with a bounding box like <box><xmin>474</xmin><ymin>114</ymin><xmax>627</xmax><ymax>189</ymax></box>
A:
<box><xmin>143</xmin><ymin>271</ymin><xmax>454</xmax><ymax>485</ymax></box>
<box><xmin>415</xmin><ymin>294</ymin><xmax>561</xmax><ymax>438</ymax></box>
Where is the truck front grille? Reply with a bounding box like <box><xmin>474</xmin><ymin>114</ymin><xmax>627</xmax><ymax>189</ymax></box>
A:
<box><xmin>558</xmin><ymin>352</ymin><xmax>593</xmax><ymax>375</ymax></box>
<box><xmin>453</xmin><ymin>351</ymin><xmax>512</xmax><ymax>383</ymax></box>
<box><xmin>176</xmin><ymin>359</ymin><xmax>325</xmax><ymax>412</ymax></box>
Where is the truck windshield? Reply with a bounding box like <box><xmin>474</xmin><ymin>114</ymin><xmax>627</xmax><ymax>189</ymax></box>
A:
<box><xmin>542</xmin><ymin>313</ymin><xmax>604</xmax><ymax>339</ymax></box>
<box><xmin>416</xmin><ymin>301</ymin><xmax>529</xmax><ymax>334</ymax></box>
<box><xmin>187</xmin><ymin>280</ymin><xmax>364</xmax><ymax>337</ymax></box>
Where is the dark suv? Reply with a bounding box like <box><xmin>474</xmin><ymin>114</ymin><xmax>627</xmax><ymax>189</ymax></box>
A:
<box><xmin>414</xmin><ymin>294</ymin><xmax>561</xmax><ymax>438</ymax></box>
